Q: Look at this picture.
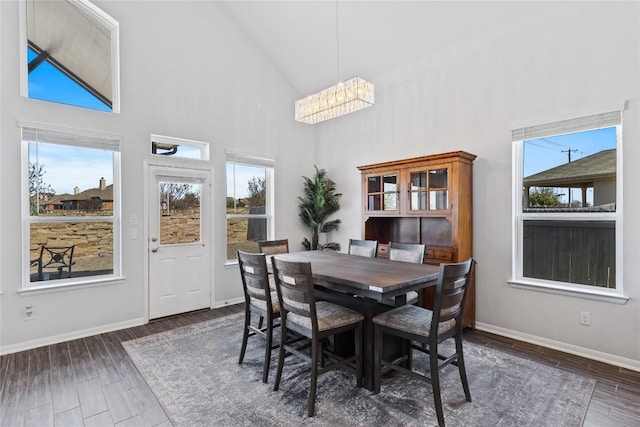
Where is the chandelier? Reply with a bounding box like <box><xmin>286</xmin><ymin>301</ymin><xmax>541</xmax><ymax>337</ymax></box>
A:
<box><xmin>294</xmin><ymin>1</ymin><xmax>374</xmax><ymax>124</ymax></box>
<box><xmin>295</xmin><ymin>77</ymin><xmax>375</xmax><ymax>124</ymax></box>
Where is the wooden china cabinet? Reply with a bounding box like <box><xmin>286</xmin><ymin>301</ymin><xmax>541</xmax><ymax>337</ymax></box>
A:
<box><xmin>357</xmin><ymin>151</ymin><xmax>477</xmax><ymax>329</ymax></box>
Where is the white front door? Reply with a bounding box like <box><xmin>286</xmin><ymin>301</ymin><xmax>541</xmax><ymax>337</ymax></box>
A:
<box><xmin>148</xmin><ymin>166</ymin><xmax>211</xmax><ymax>319</ymax></box>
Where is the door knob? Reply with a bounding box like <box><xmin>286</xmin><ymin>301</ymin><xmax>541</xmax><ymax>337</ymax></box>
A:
<box><xmin>151</xmin><ymin>237</ymin><xmax>158</xmax><ymax>242</ymax></box>
<box><xmin>151</xmin><ymin>248</ymin><xmax>158</xmax><ymax>253</ymax></box>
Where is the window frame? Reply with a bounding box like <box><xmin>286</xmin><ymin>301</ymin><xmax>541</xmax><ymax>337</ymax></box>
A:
<box><xmin>151</xmin><ymin>134</ymin><xmax>210</xmax><ymax>161</ymax></box>
<box><xmin>510</xmin><ymin>104</ymin><xmax>627</xmax><ymax>303</ymax></box>
<box><xmin>19</xmin><ymin>0</ymin><xmax>121</xmax><ymax>113</ymax></box>
<box><xmin>225</xmin><ymin>152</ymin><xmax>275</xmax><ymax>265</ymax></box>
<box><xmin>20</xmin><ymin>122</ymin><xmax>123</xmax><ymax>291</ymax></box>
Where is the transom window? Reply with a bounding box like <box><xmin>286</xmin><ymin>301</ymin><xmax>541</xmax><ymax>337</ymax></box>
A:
<box><xmin>22</xmin><ymin>123</ymin><xmax>121</xmax><ymax>287</ymax></box>
<box><xmin>225</xmin><ymin>154</ymin><xmax>274</xmax><ymax>262</ymax></box>
<box><xmin>512</xmin><ymin>108</ymin><xmax>623</xmax><ymax>293</ymax></box>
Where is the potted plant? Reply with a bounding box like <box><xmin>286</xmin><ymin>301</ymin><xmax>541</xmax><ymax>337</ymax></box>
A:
<box><xmin>298</xmin><ymin>166</ymin><xmax>342</xmax><ymax>251</ymax></box>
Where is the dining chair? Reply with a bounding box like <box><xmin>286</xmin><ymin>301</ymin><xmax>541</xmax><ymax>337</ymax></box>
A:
<box><xmin>348</xmin><ymin>239</ymin><xmax>378</xmax><ymax>258</ymax></box>
<box><xmin>30</xmin><ymin>245</ymin><xmax>75</xmax><ymax>281</ymax></box>
<box><xmin>271</xmin><ymin>256</ymin><xmax>364</xmax><ymax>417</ymax></box>
<box><xmin>257</xmin><ymin>238</ymin><xmax>289</xmax><ymax>255</ymax></box>
<box><xmin>372</xmin><ymin>258</ymin><xmax>475</xmax><ymax>427</ymax></box>
<box><xmin>383</xmin><ymin>242</ymin><xmax>427</xmax><ymax>305</ymax></box>
<box><xmin>237</xmin><ymin>250</ymin><xmax>280</xmax><ymax>383</ymax></box>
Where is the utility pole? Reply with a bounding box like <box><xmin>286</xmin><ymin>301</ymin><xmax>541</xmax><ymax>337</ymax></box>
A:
<box><xmin>561</xmin><ymin>148</ymin><xmax>579</xmax><ymax>206</ymax></box>
<box><xmin>561</xmin><ymin>148</ymin><xmax>579</xmax><ymax>163</ymax></box>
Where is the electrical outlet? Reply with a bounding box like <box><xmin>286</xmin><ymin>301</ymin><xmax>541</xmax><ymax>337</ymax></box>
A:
<box><xmin>579</xmin><ymin>311</ymin><xmax>591</xmax><ymax>326</ymax></box>
<box><xmin>24</xmin><ymin>305</ymin><xmax>35</xmax><ymax>321</ymax></box>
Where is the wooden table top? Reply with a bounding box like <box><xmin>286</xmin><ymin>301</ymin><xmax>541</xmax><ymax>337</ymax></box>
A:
<box><xmin>271</xmin><ymin>251</ymin><xmax>440</xmax><ymax>301</ymax></box>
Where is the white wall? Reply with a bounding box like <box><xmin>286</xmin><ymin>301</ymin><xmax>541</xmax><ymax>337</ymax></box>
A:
<box><xmin>0</xmin><ymin>1</ymin><xmax>313</xmax><ymax>352</ymax></box>
<box><xmin>315</xmin><ymin>2</ymin><xmax>640</xmax><ymax>368</ymax></box>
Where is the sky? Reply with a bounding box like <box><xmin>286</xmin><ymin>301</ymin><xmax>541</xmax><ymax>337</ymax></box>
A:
<box><xmin>524</xmin><ymin>127</ymin><xmax>617</xmax><ymax>177</ymax></box>
<box><xmin>524</xmin><ymin>126</ymin><xmax>617</xmax><ymax>205</ymax></box>
<box><xmin>27</xmin><ymin>49</ymin><xmax>112</xmax><ymax>113</ymax></box>
<box><xmin>226</xmin><ymin>163</ymin><xmax>266</xmax><ymax>200</ymax></box>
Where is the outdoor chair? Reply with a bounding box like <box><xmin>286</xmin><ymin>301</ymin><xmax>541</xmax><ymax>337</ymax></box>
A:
<box><xmin>30</xmin><ymin>245</ymin><xmax>75</xmax><ymax>281</ymax></box>
<box><xmin>237</xmin><ymin>250</ymin><xmax>281</xmax><ymax>383</ymax></box>
<box><xmin>271</xmin><ymin>255</ymin><xmax>364</xmax><ymax>417</ymax></box>
<box><xmin>348</xmin><ymin>239</ymin><xmax>378</xmax><ymax>258</ymax></box>
<box><xmin>372</xmin><ymin>258</ymin><xmax>475</xmax><ymax>427</ymax></box>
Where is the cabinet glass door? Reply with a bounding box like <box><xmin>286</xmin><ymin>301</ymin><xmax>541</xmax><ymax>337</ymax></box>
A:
<box><xmin>367</xmin><ymin>174</ymin><xmax>398</xmax><ymax>211</ymax></box>
<box><xmin>428</xmin><ymin>168</ymin><xmax>448</xmax><ymax>210</ymax></box>
<box><xmin>409</xmin><ymin>167</ymin><xmax>448</xmax><ymax>211</ymax></box>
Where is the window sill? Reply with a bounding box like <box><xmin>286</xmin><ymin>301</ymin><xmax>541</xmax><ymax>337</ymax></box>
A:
<box><xmin>508</xmin><ymin>279</ymin><xmax>629</xmax><ymax>304</ymax></box>
<box><xmin>18</xmin><ymin>276</ymin><xmax>125</xmax><ymax>296</ymax></box>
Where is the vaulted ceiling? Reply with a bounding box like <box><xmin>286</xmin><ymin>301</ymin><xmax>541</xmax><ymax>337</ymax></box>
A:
<box><xmin>220</xmin><ymin>1</ymin><xmax>579</xmax><ymax>97</ymax></box>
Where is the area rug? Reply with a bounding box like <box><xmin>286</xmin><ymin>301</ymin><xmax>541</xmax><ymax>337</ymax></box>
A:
<box><xmin>123</xmin><ymin>313</ymin><xmax>594</xmax><ymax>427</ymax></box>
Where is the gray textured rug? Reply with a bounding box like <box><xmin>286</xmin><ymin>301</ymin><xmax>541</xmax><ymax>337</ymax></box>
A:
<box><xmin>123</xmin><ymin>313</ymin><xmax>594</xmax><ymax>427</ymax></box>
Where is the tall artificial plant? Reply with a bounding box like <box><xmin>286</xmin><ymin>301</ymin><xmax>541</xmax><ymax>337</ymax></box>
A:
<box><xmin>298</xmin><ymin>166</ymin><xmax>342</xmax><ymax>251</ymax></box>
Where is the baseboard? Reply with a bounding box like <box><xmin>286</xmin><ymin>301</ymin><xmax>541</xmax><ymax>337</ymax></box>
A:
<box><xmin>212</xmin><ymin>297</ymin><xmax>243</xmax><ymax>309</ymax></box>
<box><xmin>0</xmin><ymin>317</ymin><xmax>147</xmax><ymax>356</ymax></box>
<box><xmin>475</xmin><ymin>321</ymin><xmax>640</xmax><ymax>372</ymax></box>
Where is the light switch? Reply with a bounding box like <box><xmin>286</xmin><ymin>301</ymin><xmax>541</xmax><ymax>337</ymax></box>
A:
<box><xmin>130</xmin><ymin>215</ymin><xmax>138</xmax><ymax>225</ymax></box>
<box><xmin>130</xmin><ymin>228</ymin><xmax>138</xmax><ymax>240</ymax></box>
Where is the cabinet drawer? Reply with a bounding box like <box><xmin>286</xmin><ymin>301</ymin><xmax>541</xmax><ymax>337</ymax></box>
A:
<box><xmin>424</xmin><ymin>246</ymin><xmax>456</xmax><ymax>264</ymax></box>
<box><xmin>434</xmin><ymin>249</ymin><xmax>454</xmax><ymax>261</ymax></box>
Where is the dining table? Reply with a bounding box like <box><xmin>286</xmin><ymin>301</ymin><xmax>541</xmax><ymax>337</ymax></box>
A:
<box><xmin>269</xmin><ymin>250</ymin><xmax>440</xmax><ymax>390</ymax></box>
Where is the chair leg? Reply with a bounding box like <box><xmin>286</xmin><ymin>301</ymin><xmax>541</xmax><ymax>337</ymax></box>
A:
<box><xmin>262</xmin><ymin>315</ymin><xmax>273</xmax><ymax>383</ymax></box>
<box><xmin>238</xmin><ymin>309</ymin><xmax>251</xmax><ymax>365</ymax></box>
<box><xmin>308</xmin><ymin>337</ymin><xmax>319</xmax><ymax>417</ymax></box>
<box><xmin>273</xmin><ymin>325</ymin><xmax>287</xmax><ymax>391</ymax></box>
<box><xmin>355</xmin><ymin>324</ymin><xmax>363</xmax><ymax>388</ymax></box>
<box><xmin>456</xmin><ymin>336</ymin><xmax>472</xmax><ymax>402</ymax></box>
<box><xmin>430</xmin><ymin>347</ymin><xmax>445</xmax><ymax>427</ymax></box>
<box><xmin>373</xmin><ymin>324</ymin><xmax>382</xmax><ymax>394</ymax></box>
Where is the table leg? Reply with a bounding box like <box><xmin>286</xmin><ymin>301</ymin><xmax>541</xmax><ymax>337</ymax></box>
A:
<box><xmin>314</xmin><ymin>288</ymin><xmax>404</xmax><ymax>391</ymax></box>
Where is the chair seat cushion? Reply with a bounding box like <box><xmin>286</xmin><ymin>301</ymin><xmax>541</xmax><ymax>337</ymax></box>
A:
<box><xmin>373</xmin><ymin>304</ymin><xmax>455</xmax><ymax>337</ymax></box>
<box><xmin>380</xmin><ymin>290</ymin><xmax>419</xmax><ymax>307</ymax></box>
<box><xmin>287</xmin><ymin>301</ymin><xmax>363</xmax><ymax>332</ymax></box>
<box><xmin>250</xmin><ymin>291</ymin><xmax>280</xmax><ymax>314</ymax></box>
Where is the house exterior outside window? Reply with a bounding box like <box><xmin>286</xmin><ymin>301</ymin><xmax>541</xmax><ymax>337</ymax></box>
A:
<box><xmin>511</xmin><ymin>106</ymin><xmax>625</xmax><ymax>299</ymax></box>
<box><xmin>21</xmin><ymin>123</ymin><xmax>121</xmax><ymax>288</ymax></box>
<box><xmin>225</xmin><ymin>152</ymin><xmax>274</xmax><ymax>263</ymax></box>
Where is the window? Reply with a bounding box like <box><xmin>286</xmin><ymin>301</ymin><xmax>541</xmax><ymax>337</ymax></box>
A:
<box><xmin>512</xmin><ymin>108</ymin><xmax>623</xmax><ymax>294</ymax></box>
<box><xmin>21</xmin><ymin>0</ymin><xmax>120</xmax><ymax>112</ymax></box>
<box><xmin>225</xmin><ymin>153</ymin><xmax>274</xmax><ymax>262</ymax></box>
<box><xmin>21</xmin><ymin>123</ymin><xmax>121</xmax><ymax>287</ymax></box>
<box><xmin>151</xmin><ymin>135</ymin><xmax>209</xmax><ymax>161</ymax></box>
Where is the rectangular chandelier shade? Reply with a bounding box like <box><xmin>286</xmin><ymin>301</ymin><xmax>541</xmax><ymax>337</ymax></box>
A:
<box><xmin>295</xmin><ymin>77</ymin><xmax>374</xmax><ymax>124</ymax></box>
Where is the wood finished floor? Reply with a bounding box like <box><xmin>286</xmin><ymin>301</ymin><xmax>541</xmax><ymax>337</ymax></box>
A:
<box><xmin>1</xmin><ymin>304</ymin><xmax>638</xmax><ymax>426</ymax></box>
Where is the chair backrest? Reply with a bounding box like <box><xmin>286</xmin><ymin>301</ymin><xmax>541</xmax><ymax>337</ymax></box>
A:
<box><xmin>257</xmin><ymin>239</ymin><xmax>289</xmax><ymax>256</ymax></box>
<box><xmin>348</xmin><ymin>239</ymin><xmax>378</xmax><ymax>258</ymax></box>
<box><xmin>271</xmin><ymin>256</ymin><xmax>317</xmax><ymax>333</ymax></box>
<box><xmin>237</xmin><ymin>250</ymin><xmax>274</xmax><ymax>311</ymax></box>
<box><xmin>431</xmin><ymin>258</ymin><xmax>475</xmax><ymax>340</ymax></box>
<box><xmin>388</xmin><ymin>242</ymin><xmax>426</xmax><ymax>264</ymax></box>
<box><xmin>36</xmin><ymin>245</ymin><xmax>75</xmax><ymax>280</ymax></box>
